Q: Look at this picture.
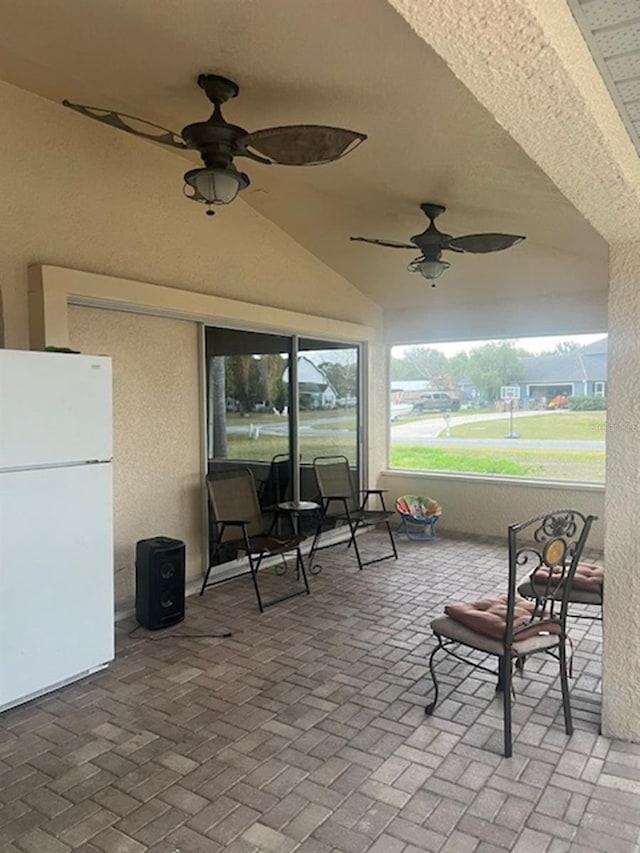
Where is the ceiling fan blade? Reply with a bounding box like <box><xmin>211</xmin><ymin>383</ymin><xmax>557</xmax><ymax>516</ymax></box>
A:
<box><xmin>350</xmin><ymin>236</ymin><xmax>416</xmax><ymax>249</ymax></box>
<box><xmin>238</xmin><ymin>125</ymin><xmax>366</xmax><ymax>165</ymax></box>
<box><xmin>446</xmin><ymin>233</ymin><xmax>525</xmax><ymax>253</ymax></box>
<box><xmin>62</xmin><ymin>100</ymin><xmax>187</xmax><ymax>149</ymax></box>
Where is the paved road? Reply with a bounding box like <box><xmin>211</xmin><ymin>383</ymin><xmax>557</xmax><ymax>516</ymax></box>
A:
<box><xmin>391</xmin><ymin>409</ymin><xmax>558</xmax><ymax>439</ymax></box>
<box><xmin>390</xmin><ymin>410</ymin><xmax>604</xmax><ymax>450</ymax></box>
<box><xmin>226</xmin><ymin>410</ymin><xmax>605</xmax><ymax>450</ymax></box>
<box><xmin>391</xmin><ymin>436</ymin><xmax>605</xmax><ymax>451</ymax></box>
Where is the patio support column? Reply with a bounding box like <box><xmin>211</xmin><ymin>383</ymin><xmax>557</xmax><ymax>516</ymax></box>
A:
<box><xmin>601</xmin><ymin>241</ymin><xmax>640</xmax><ymax>741</ymax></box>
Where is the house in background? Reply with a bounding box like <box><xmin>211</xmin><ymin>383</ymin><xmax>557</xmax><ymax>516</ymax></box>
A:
<box><xmin>520</xmin><ymin>337</ymin><xmax>608</xmax><ymax>404</ymax></box>
<box><xmin>283</xmin><ymin>356</ymin><xmax>337</xmax><ymax>409</ymax></box>
<box><xmin>390</xmin><ymin>379</ymin><xmax>433</xmax><ymax>405</ymax></box>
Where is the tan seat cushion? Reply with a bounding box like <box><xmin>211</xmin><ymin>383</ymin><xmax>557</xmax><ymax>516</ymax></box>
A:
<box><xmin>532</xmin><ymin>562</ymin><xmax>603</xmax><ymax>594</ymax></box>
<box><xmin>445</xmin><ymin>595</ymin><xmax>560</xmax><ymax>642</ymax></box>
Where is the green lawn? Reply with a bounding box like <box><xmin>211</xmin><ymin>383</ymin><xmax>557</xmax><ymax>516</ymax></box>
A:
<box><xmin>225</xmin><ymin>409</ymin><xmax>355</xmax><ymax>427</ymax></box>
<box><xmin>220</xmin><ymin>409</ymin><xmax>606</xmax><ymax>481</ymax></box>
<box><xmin>450</xmin><ymin>411</ymin><xmax>606</xmax><ymax>440</ymax></box>
<box><xmin>391</xmin><ymin>446</ymin><xmax>534</xmax><ymax>476</ymax></box>
<box><xmin>227</xmin><ymin>433</ymin><xmax>357</xmax><ymax>464</ymax></box>
<box><xmin>391</xmin><ymin>445</ymin><xmax>604</xmax><ymax>482</ymax></box>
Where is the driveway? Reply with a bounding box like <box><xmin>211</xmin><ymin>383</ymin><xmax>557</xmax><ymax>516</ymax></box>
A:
<box><xmin>391</xmin><ymin>409</ymin><xmax>556</xmax><ymax>439</ymax></box>
<box><xmin>390</xmin><ymin>410</ymin><xmax>605</xmax><ymax>451</ymax></box>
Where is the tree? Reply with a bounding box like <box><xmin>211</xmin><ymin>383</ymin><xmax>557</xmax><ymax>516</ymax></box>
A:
<box><xmin>465</xmin><ymin>342</ymin><xmax>524</xmax><ymax>403</ymax></box>
<box><xmin>209</xmin><ymin>356</ymin><xmax>228</xmax><ymax>457</ymax></box>
<box><xmin>255</xmin><ymin>353</ymin><xmax>285</xmax><ymax>408</ymax></box>
<box><xmin>553</xmin><ymin>341</ymin><xmax>581</xmax><ymax>354</ymax></box>
<box><xmin>390</xmin><ymin>347</ymin><xmax>449</xmax><ymax>384</ymax></box>
<box><xmin>448</xmin><ymin>351</ymin><xmax>470</xmax><ymax>384</ymax></box>
<box><xmin>320</xmin><ymin>360</ymin><xmax>357</xmax><ymax>400</ymax></box>
<box><xmin>226</xmin><ymin>354</ymin><xmax>255</xmax><ymax>414</ymax></box>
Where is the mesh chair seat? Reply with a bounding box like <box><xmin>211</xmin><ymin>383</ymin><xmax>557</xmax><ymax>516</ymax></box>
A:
<box><xmin>200</xmin><ymin>468</ymin><xmax>310</xmax><ymax>612</ymax></box>
<box><xmin>309</xmin><ymin>455</ymin><xmax>397</xmax><ymax>570</ymax></box>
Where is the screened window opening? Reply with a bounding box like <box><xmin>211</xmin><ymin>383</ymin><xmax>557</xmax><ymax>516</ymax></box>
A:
<box><xmin>389</xmin><ymin>333</ymin><xmax>607</xmax><ymax>483</ymax></box>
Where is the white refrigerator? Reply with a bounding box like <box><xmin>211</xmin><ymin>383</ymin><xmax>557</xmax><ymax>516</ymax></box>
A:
<box><xmin>0</xmin><ymin>349</ymin><xmax>114</xmax><ymax>712</ymax></box>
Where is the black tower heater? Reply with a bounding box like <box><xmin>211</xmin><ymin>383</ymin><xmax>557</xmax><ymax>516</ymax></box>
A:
<box><xmin>135</xmin><ymin>537</ymin><xmax>185</xmax><ymax>630</ymax></box>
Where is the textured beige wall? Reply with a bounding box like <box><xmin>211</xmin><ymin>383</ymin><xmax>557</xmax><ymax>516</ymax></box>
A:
<box><xmin>68</xmin><ymin>306</ymin><xmax>201</xmax><ymax>608</ymax></box>
<box><xmin>385</xmin><ymin>289</ymin><xmax>607</xmax><ymax>345</ymax></box>
<box><xmin>602</xmin><ymin>242</ymin><xmax>640</xmax><ymax>741</ymax></box>
<box><xmin>380</xmin><ymin>471</ymin><xmax>604</xmax><ymax>551</ymax></box>
<box><xmin>0</xmin><ymin>79</ymin><xmax>381</xmax><ymax>351</ymax></box>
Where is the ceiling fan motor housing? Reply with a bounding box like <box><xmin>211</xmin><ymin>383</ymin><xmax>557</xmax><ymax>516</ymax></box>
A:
<box><xmin>181</xmin><ymin>119</ymin><xmax>248</xmax><ymax>169</ymax></box>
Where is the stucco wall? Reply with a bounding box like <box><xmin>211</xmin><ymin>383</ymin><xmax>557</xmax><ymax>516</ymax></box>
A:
<box><xmin>380</xmin><ymin>470</ymin><xmax>605</xmax><ymax>551</ymax></box>
<box><xmin>68</xmin><ymin>307</ymin><xmax>201</xmax><ymax>607</ymax></box>
<box><xmin>385</xmin><ymin>290</ymin><xmax>607</xmax><ymax>345</ymax></box>
<box><xmin>601</xmin><ymin>241</ymin><xmax>640</xmax><ymax>740</ymax></box>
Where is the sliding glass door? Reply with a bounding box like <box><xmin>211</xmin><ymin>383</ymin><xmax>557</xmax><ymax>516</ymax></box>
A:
<box><xmin>204</xmin><ymin>326</ymin><xmax>363</xmax><ymax>567</ymax></box>
<box><xmin>296</xmin><ymin>338</ymin><xmax>361</xmax><ymax>503</ymax></box>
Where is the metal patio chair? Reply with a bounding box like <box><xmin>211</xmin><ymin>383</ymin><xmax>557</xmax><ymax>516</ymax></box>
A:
<box><xmin>200</xmin><ymin>468</ymin><xmax>310</xmax><ymax>613</ymax></box>
<box><xmin>518</xmin><ymin>561</ymin><xmax>603</xmax><ymax>621</ymax></box>
<box><xmin>424</xmin><ymin>508</ymin><xmax>596</xmax><ymax>757</ymax></box>
<box><xmin>308</xmin><ymin>455</ymin><xmax>398</xmax><ymax>570</ymax></box>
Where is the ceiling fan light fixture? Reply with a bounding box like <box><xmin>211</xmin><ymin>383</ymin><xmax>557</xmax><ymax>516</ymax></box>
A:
<box><xmin>412</xmin><ymin>258</ymin><xmax>450</xmax><ymax>282</ymax></box>
<box><xmin>419</xmin><ymin>259</ymin><xmax>450</xmax><ymax>279</ymax></box>
<box><xmin>183</xmin><ymin>167</ymin><xmax>250</xmax><ymax>215</ymax></box>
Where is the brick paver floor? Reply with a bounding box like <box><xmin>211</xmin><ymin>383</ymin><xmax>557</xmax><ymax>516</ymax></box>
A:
<box><xmin>1</xmin><ymin>532</ymin><xmax>638</xmax><ymax>852</ymax></box>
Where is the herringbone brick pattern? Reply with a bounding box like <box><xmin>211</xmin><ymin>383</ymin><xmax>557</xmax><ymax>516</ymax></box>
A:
<box><xmin>1</xmin><ymin>532</ymin><xmax>639</xmax><ymax>852</ymax></box>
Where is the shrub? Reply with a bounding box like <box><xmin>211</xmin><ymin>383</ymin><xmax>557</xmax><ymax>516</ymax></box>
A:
<box><xmin>568</xmin><ymin>395</ymin><xmax>607</xmax><ymax>411</ymax></box>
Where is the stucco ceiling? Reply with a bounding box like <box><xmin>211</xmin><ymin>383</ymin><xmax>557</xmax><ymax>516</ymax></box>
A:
<box><xmin>0</xmin><ymin>0</ymin><xmax>609</xmax><ymax>313</ymax></box>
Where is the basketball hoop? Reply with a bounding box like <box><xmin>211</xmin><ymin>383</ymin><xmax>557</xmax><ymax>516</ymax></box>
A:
<box><xmin>500</xmin><ymin>385</ymin><xmax>520</xmax><ymax>439</ymax></box>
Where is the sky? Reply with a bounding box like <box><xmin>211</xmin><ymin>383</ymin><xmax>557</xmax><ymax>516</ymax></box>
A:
<box><xmin>392</xmin><ymin>333</ymin><xmax>607</xmax><ymax>358</ymax></box>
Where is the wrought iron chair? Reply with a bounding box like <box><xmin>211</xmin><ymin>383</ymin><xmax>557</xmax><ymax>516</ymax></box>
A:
<box><xmin>425</xmin><ymin>509</ymin><xmax>596</xmax><ymax>757</ymax></box>
<box><xmin>518</xmin><ymin>561</ymin><xmax>603</xmax><ymax>621</ymax></box>
<box><xmin>309</xmin><ymin>455</ymin><xmax>398</xmax><ymax>571</ymax></box>
<box><xmin>200</xmin><ymin>468</ymin><xmax>310</xmax><ymax>613</ymax></box>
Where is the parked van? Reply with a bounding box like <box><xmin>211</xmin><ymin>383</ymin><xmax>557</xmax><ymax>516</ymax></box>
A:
<box><xmin>411</xmin><ymin>391</ymin><xmax>461</xmax><ymax>414</ymax></box>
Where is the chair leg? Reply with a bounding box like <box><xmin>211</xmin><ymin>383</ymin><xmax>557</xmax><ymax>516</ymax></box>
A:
<box><xmin>345</xmin><ymin>518</ymin><xmax>359</xmax><ymax>550</ymax></box>
<box><xmin>496</xmin><ymin>655</ymin><xmax>505</xmax><ymax>692</ymax></box>
<box><xmin>199</xmin><ymin>563</ymin><xmax>213</xmax><ymax>596</ymax></box>
<box><xmin>248</xmin><ymin>552</ymin><xmax>265</xmax><ymax>613</ymax></box>
<box><xmin>350</xmin><ymin>523</ymin><xmax>365</xmax><ymax>570</ymax></box>
<box><xmin>297</xmin><ymin>547</ymin><xmax>311</xmax><ymax>596</ymax></box>
<box><xmin>502</xmin><ymin>654</ymin><xmax>513</xmax><ymax>758</ymax></box>
<box><xmin>559</xmin><ymin>640</ymin><xmax>573</xmax><ymax>736</ymax></box>
<box><xmin>386</xmin><ymin>521</ymin><xmax>399</xmax><ymax>559</ymax></box>
<box><xmin>307</xmin><ymin>505</ymin><xmax>327</xmax><ymax>572</ymax></box>
<box><xmin>425</xmin><ymin>635</ymin><xmax>444</xmax><ymax>715</ymax></box>
<box><xmin>349</xmin><ymin>519</ymin><xmax>396</xmax><ymax>570</ymax></box>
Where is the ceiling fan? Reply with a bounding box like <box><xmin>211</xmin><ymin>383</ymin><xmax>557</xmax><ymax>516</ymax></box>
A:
<box><xmin>351</xmin><ymin>203</ymin><xmax>525</xmax><ymax>285</ymax></box>
<box><xmin>63</xmin><ymin>74</ymin><xmax>367</xmax><ymax>215</ymax></box>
